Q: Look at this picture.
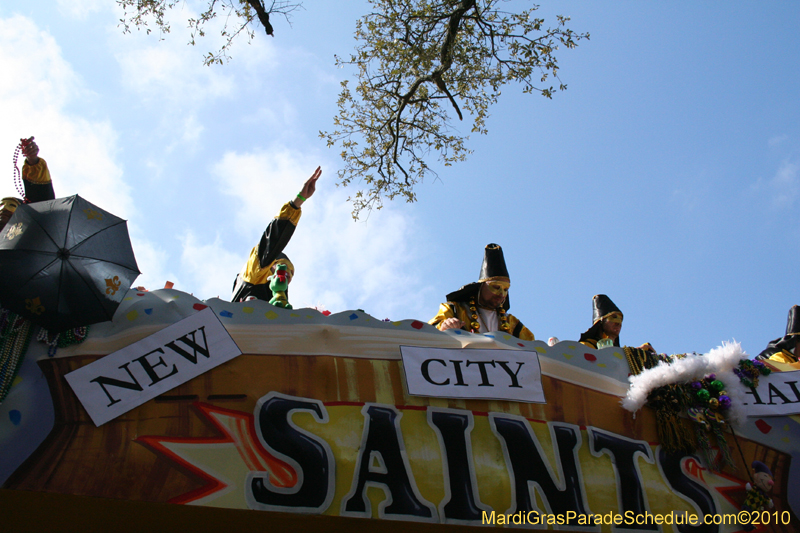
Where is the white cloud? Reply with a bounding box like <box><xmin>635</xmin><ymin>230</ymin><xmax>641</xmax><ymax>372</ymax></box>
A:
<box><xmin>768</xmin><ymin>159</ymin><xmax>799</xmax><ymax>208</ymax></box>
<box><xmin>0</xmin><ymin>16</ymin><xmax>81</xmax><ymax>108</ymax></box>
<box><xmin>181</xmin><ymin>114</ymin><xmax>204</xmax><ymax>144</ymax></box>
<box><xmin>751</xmin><ymin>154</ymin><xmax>800</xmax><ymax>210</ymax></box>
<box><xmin>57</xmin><ymin>0</ymin><xmax>107</xmax><ymax>19</ymax></box>
<box><xmin>115</xmin><ymin>43</ymin><xmax>234</xmax><ymax>105</ymax></box>
<box><xmin>127</xmin><ymin>226</ymin><xmax>177</xmax><ymax>291</ymax></box>
<box><xmin>110</xmin><ymin>1</ymin><xmax>279</xmax><ymax>107</ymax></box>
<box><xmin>179</xmin><ymin>231</ymin><xmax>242</xmax><ymax>299</ymax></box>
<box><xmin>768</xmin><ymin>135</ymin><xmax>788</xmax><ymax>148</ymax></box>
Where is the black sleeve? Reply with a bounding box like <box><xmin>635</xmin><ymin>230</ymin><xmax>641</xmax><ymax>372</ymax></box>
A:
<box><xmin>24</xmin><ymin>181</ymin><xmax>55</xmax><ymax>203</ymax></box>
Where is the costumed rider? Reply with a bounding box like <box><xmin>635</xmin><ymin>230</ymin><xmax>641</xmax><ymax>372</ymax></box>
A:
<box><xmin>1</xmin><ymin>137</ymin><xmax>55</xmax><ymax>233</ymax></box>
<box><xmin>579</xmin><ymin>294</ymin><xmax>623</xmax><ymax>349</ymax></box>
<box><xmin>231</xmin><ymin>166</ymin><xmax>321</xmax><ymax>304</ymax></box>
<box><xmin>579</xmin><ymin>294</ymin><xmax>654</xmax><ymax>351</ymax></box>
<box><xmin>756</xmin><ymin>305</ymin><xmax>800</xmax><ymax>364</ymax></box>
<box><xmin>429</xmin><ymin>243</ymin><xmax>534</xmax><ymax>341</ymax></box>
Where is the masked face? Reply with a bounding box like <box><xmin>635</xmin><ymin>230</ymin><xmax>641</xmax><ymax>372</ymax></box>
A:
<box><xmin>602</xmin><ymin>312</ymin><xmax>623</xmax><ymax>339</ymax></box>
<box><xmin>478</xmin><ymin>281</ymin><xmax>509</xmax><ymax>308</ymax></box>
<box><xmin>0</xmin><ymin>198</ymin><xmax>20</xmax><ymax>232</ymax></box>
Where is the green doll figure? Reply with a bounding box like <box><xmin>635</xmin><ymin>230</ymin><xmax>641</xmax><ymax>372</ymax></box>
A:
<box><xmin>268</xmin><ymin>263</ymin><xmax>292</xmax><ymax>309</ymax></box>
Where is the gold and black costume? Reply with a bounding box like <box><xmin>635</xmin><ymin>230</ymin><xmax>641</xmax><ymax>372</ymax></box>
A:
<box><xmin>231</xmin><ymin>201</ymin><xmax>301</xmax><ymax>303</ymax></box>
<box><xmin>2</xmin><ymin>158</ymin><xmax>56</xmax><ymax>233</ymax></box>
<box><xmin>22</xmin><ymin>157</ymin><xmax>55</xmax><ymax>203</ymax></box>
<box><xmin>757</xmin><ymin>305</ymin><xmax>800</xmax><ymax>364</ymax></box>
<box><xmin>429</xmin><ymin>301</ymin><xmax>534</xmax><ymax>340</ymax></box>
<box><xmin>579</xmin><ymin>294</ymin><xmax>622</xmax><ymax>349</ymax></box>
<box><xmin>428</xmin><ymin>243</ymin><xmax>534</xmax><ymax>341</ymax></box>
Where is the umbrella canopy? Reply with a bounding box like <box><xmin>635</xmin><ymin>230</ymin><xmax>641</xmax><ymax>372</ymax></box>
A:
<box><xmin>0</xmin><ymin>195</ymin><xmax>139</xmax><ymax>332</ymax></box>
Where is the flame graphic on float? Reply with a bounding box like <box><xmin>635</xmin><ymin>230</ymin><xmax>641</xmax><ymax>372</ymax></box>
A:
<box><xmin>137</xmin><ymin>403</ymin><xmax>297</xmax><ymax>507</ymax></box>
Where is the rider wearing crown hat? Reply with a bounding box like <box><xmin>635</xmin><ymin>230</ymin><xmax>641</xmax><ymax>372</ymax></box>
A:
<box><xmin>429</xmin><ymin>243</ymin><xmax>534</xmax><ymax>340</ymax></box>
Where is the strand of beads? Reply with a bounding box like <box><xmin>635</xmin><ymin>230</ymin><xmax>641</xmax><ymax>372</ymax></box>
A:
<box><xmin>467</xmin><ymin>298</ymin><xmax>511</xmax><ymax>334</ymax></box>
<box><xmin>11</xmin><ymin>141</ymin><xmax>28</xmax><ymax>202</ymax></box>
<box><xmin>0</xmin><ymin>314</ymin><xmax>32</xmax><ymax>403</ymax></box>
<box><xmin>734</xmin><ymin>359</ymin><xmax>770</xmax><ymax>388</ymax></box>
<box><xmin>0</xmin><ymin>308</ymin><xmax>28</xmax><ymax>340</ymax></box>
<box><xmin>690</xmin><ymin>373</ymin><xmax>732</xmax><ymax>412</ymax></box>
<box><xmin>36</xmin><ymin>325</ymin><xmax>89</xmax><ymax>357</ymax></box>
<box><xmin>467</xmin><ymin>298</ymin><xmax>480</xmax><ymax>332</ymax></box>
<box><xmin>497</xmin><ymin>307</ymin><xmax>511</xmax><ymax>333</ymax></box>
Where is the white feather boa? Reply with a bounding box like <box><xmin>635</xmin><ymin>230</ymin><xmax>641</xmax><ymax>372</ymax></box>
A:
<box><xmin>621</xmin><ymin>341</ymin><xmax>750</xmax><ymax>428</ymax></box>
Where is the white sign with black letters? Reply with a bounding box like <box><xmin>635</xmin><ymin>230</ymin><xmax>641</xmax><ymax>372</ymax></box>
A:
<box><xmin>65</xmin><ymin>307</ymin><xmax>242</xmax><ymax>426</ymax></box>
<box><xmin>742</xmin><ymin>369</ymin><xmax>800</xmax><ymax>417</ymax></box>
<box><xmin>400</xmin><ymin>346</ymin><xmax>546</xmax><ymax>403</ymax></box>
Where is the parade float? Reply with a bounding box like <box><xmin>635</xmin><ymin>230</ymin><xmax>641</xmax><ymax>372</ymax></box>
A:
<box><xmin>2</xmin><ymin>196</ymin><xmax>800</xmax><ymax>532</ymax></box>
<box><xmin>1</xmin><ymin>284</ymin><xmax>800</xmax><ymax>532</ymax></box>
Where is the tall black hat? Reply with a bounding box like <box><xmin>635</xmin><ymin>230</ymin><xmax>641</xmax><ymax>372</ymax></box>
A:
<box><xmin>757</xmin><ymin>305</ymin><xmax>800</xmax><ymax>361</ymax></box>
<box><xmin>478</xmin><ymin>243</ymin><xmax>510</xmax><ymax>284</ymax></box>
<box><xmin>446</xmin><ymin>244</ymin><xmax>511</xmax><ymax>310</ymax></box>
<box><xmin>591</xmin><ymin>294</ymin><xmax>623</xmax><ymax>324</ymax></box>
<box><xmin>785</xmin><ymin>305</ymin><xmax>800</xmax><ymax>336</ymax></box>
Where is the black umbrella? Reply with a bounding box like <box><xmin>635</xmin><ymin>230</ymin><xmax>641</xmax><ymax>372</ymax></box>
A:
<box><xmin>0</xmin><ymin>195</ymin><xmax>140</xmax><ymax>332</ymax></box>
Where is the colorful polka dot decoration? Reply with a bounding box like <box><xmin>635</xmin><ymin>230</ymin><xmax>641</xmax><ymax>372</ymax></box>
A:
<box><xmin>349</xmin><ymin>313</ymin><xmax>358</xmax><ymax>320</ymax></box>
<box><xmin>755</xmin><ymin>419</ymin><xmax>772</xmax><ymax>434</ymax></box>
<box><xmin>265</xmin><ymin>311</ymin><xmax>278</xmax><ymax>320</ymax></box>
<box><xmin>242</xmin><ymin>307</ymin><xmax>254</xmax><ymax>314</ymax></box>
<box><xmin>9</xmin><ymin>410</ymin><xmax>21</xmax><ymax>425</ymax></box>
<box><xmin>219</xmin><ymin>310</ymin><xmax>233</xmax><ymax>318</ymax></box>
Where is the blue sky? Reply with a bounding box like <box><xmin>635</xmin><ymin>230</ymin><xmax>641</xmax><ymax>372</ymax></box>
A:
<box><xmin>1</xmin><ymin>1</ymin><xmax>798</xmax><ymax>357</ymax></box>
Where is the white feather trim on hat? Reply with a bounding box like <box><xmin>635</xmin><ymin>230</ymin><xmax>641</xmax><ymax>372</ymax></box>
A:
<box><xmin>621</xmin><ymin>341</ymin><xmax>749</xmax><ymax>428</ymax></box>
